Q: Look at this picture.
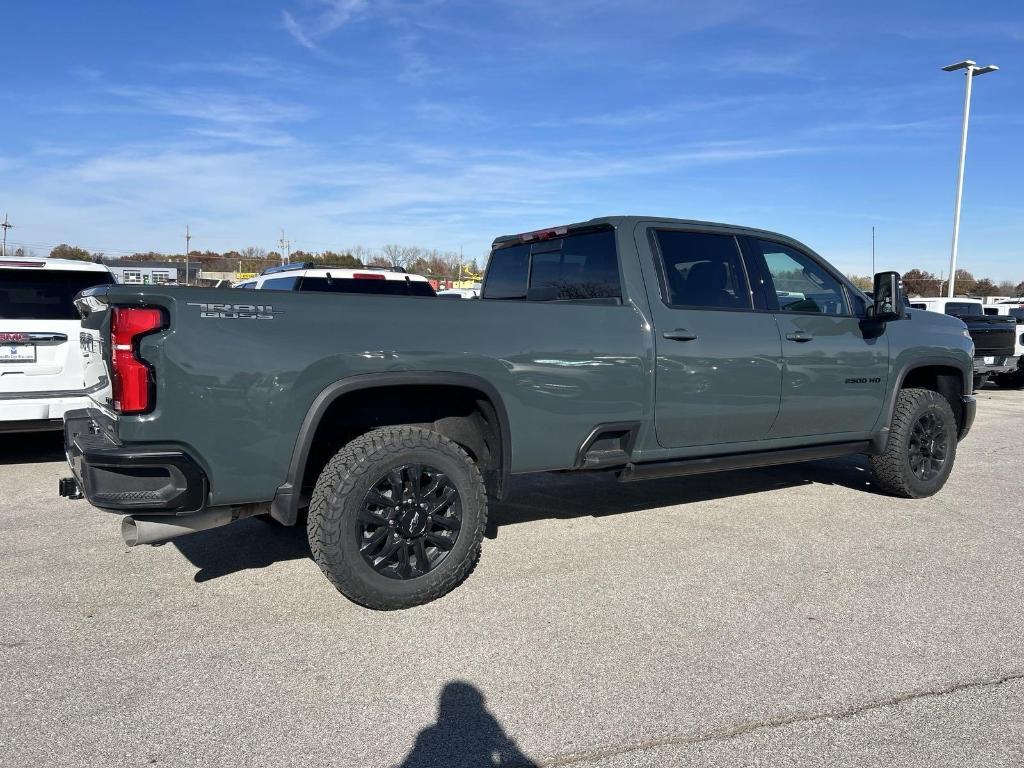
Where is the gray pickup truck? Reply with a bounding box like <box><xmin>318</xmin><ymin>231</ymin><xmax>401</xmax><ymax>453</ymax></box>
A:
<box><xmin>61</xmin><ymin>217</ymin><xmax>976</xmax><ymax>609</ymax></box>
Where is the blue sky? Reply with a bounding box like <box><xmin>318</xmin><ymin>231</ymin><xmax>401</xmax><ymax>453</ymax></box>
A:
<box><xmin>2</xmin><ymin>0</ymin><xmax>1022</xmax><ymax>279</ymax></box>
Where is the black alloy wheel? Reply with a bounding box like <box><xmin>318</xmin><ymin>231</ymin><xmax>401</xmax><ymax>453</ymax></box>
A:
<box><xmin>907</xmin><ymin>412</ymin><xmax>949</xmax><ymax>482</ymax></box>
<box><xmin>308</xmin><ymin>425</ymin><xmax>487</xmax><ymax>610</ymax></box>
<box><xmin>869</xmin><ymin>387</ymin><xmax>958</xmax><ymax>498</ymax></box>
<box><xmin>357</xmin><ymin>463</ymin><xmax>462</xmax><ymax>580</ymax></box>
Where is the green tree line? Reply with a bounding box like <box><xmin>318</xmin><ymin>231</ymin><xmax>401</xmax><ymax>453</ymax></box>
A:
<box><xmin>846</xmin><ymin>269</ymin><xmax>1024</xmax><ymax>297</ymax></box>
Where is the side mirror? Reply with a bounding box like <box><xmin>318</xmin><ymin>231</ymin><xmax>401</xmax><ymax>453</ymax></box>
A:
<box><xmin>871</xmin><ymin>271</ymin><xmax>904</xmax><ymax>322</ymax></box>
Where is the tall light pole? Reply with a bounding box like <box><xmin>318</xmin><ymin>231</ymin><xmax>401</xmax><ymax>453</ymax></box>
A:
<box><xmin>184</xmin><ymin>224</ymin><xmax>191</xmax><ymax>286</ymax></box>
<box><xmin>942</xmin><ymin>59</ymin><xmax>998</xmax><ymax>297</ymax></box>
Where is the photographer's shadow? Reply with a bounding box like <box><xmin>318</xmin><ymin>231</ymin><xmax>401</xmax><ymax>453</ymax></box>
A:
<box><xmin>397</xmin><ymin>681</ymin><xmax>537</xmax><ymax>768</ymax></box>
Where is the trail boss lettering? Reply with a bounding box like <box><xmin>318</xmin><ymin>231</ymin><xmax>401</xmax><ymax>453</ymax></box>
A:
<box><xmin>186</xmin><ymin>302</ymin><xmax>281</xmax><ymax>320</ymax></box>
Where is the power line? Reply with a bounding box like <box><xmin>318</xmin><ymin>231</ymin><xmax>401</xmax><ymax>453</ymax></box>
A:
<box><xmin>1</xmin><ymin>214</ymin><xmax>12</xmax><ymax>258</ymax></box>
<box><xmin>279</xmin><ymin>229</ymin><xmax>290</xmax><ymax>265</ymax></box>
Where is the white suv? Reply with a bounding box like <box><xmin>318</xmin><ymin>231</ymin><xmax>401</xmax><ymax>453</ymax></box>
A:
<box><xmin>234</xmin><ymin>263</ymin><xmax>436</xmax><ymax>296</ymax></box>
<box><xmin>0</xmin><ymin>257</ymin><xmax>115</xmax><ymax>432</ymax></box>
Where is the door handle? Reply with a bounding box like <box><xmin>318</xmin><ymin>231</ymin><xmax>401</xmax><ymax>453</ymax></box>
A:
<box><xmin>786</xmin><ymin>330</ymin><xmax>814</xmax><ymax>343</ymax></box>
<box><xmin>663</xmin><ymin>329</ymin><xmax>698</xmax><ymax>341</ymax></box>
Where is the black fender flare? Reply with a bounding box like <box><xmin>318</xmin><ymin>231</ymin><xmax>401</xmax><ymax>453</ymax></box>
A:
<box><xmin>270</xmin><ymin>371</ymin><xmax>513</xmax><ymax>525</ymax></box>
<box><xmin>869</xmin><ymin>355</ymin><xmax>971</xmax><ymax>453</ymax></box>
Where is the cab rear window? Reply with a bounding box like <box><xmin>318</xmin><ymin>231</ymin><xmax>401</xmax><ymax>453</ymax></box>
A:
<box><xmin>945</xmin><ymin>302</ymin><xmax>982</xmax><ymax>316</ymax></box>
<box><xmin>483</xmin><ymin>229</ymin><xmax>620</xmax><ymax>302</ymax></box>
<box><xmin>0</xmin><ymin>269</ymin><xmax>114</xmax><ymax>320</ymax></box>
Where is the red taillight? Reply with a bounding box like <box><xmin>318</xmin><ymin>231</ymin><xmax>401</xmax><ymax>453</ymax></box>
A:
<box><xmin>353</xmin><ymin>272</ymin><xmax>386</xmax><ymax>280</ymax></box>
<box><xmin>110</xmin><ymin>307</ymin><xmax>164</xmax><ymax>414</ymax></box>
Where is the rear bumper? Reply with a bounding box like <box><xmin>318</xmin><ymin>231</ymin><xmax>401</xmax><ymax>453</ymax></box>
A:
<box><xmin>974</xmin><ymin>355</ymin><xmax>1017</xmax><ymax>375</ymax></box>
<box><xmin>62</xmin><ymin>409</ymin><xmax>207</xmax><ymax>514</ymax></box>
<box><xmin>0</xmin><ymin>394</ymin><xmax>99</xmax><ymax>429</ymax></box>
<box><xmin>959</xmin><ymin>395</ymin><xmax>977</xmax><ymax>441</ymax></box>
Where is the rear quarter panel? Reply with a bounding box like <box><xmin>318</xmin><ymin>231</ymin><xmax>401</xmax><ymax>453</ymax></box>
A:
<box><xmin>107</xmin><ymin>286</ymin><xmax>652</xmax><ymax>506</ymax></box>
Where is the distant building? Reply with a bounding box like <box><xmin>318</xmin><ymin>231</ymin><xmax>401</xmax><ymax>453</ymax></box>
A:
<box><xmin>105</xmin><ymin>261</ymin><xmax>200</xmax><ymax>285</ymax></box>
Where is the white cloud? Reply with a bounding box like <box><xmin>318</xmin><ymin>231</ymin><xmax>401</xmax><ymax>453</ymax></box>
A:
<box><xmin>282</xmin><ymin>10</ymin><xmax>318</xmax><ymax>50</ymax></box>
<box><xmin>281</xmin><ymin>0</ymin><xmax>369</xmax><ymax>51</ymax></box>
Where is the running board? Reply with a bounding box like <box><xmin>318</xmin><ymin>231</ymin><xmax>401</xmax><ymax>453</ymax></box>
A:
<box><xmin>618</xmin><ymin>441</ymin><xmax>871</xmax><ymax>482</ymax></box>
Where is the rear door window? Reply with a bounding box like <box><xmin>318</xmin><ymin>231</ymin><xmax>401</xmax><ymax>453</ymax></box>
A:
<box><xmin>653</xmin><ymin>231</ymin><xmax>751</xmax><ymax>309</ymax></box>
<box><xmin>0</xmin><ymin>269</ymin><xmax>115</xmax><ymax>320</ymax></box>
<box><xmin>481</xmin><ymin>245</ymin><xmax>529</xmax><ymax>299</ymax></box>
<box><xmin>260</xmin><ymin>276</ymin><xmax>300</xmax><ymax>290</ymax></box>
<box><xmin>483</xmin><ymin>229</ymin><xmax>620</xmax><ymax>301</ymax></box>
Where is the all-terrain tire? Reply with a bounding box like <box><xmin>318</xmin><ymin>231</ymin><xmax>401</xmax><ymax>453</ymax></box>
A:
<box><xmin>869</xmin><ymin>387</ymin><xmax>958</xmax><ymax>499</ymax></box>
<box><xmin>992</xmin><ymin>367</ymin><xmax>1024</xmax><ymax>390</ymax></box>
<box><xmin>307</xmin><ymin>425</ymin><xmax>487</xmax><ymax>610</ymax></box>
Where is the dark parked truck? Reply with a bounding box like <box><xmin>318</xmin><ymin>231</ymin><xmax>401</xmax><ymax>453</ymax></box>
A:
<box><xmin>908</xmin><ymin>297</ymin><xmax>1017</xmax><ymax>388</ymax></box>
<box><xmin>61</xmin><ymin>217</ymin><xmax>977</xmax><ymax>609</ymax></box>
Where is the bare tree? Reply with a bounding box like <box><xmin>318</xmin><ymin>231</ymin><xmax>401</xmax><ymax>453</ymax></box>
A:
<box><xmin>240</xmin><ymin>246</ymin><xmax>268</xmax><ymax>261</ymax></box>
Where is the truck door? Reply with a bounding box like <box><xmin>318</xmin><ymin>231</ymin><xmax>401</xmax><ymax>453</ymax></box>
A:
<box><xmin>742</xmin><ymin>238</ymin><xmax>889</xmax><ymax>438</ymax></box>
<box><xmin>637</xmin><ymin>225</ymin><xmax>783</xmax><ymax>448</ymax></box>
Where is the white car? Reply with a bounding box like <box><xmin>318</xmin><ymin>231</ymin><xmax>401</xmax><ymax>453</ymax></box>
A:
<box><xmin>234</xmin><ymin>263</ymin><xmax>436</xmax><ymax>296</ymax></box>
<box><xmin>0</xmin><ymin>257</ymin><xmax>114</xmax><ymax>432</ymax></box>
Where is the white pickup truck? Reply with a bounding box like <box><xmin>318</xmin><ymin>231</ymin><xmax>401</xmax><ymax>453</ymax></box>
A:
<box><xmin>984</xmin><ymin>300</ymin><xmax>1024</xmax><ymax>388</ymax></box>
<box><xmin>0</xmin><ymin>256</ymin><xmax>115</xmax><ymax>432</ymax></box>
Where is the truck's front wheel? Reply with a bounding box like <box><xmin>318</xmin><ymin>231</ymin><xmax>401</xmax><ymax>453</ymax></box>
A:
<box><xmin>869</xmin><ymin>388</ymin><xmax>958</xmax><ymax>499</ymax></box>
<box><xmin>307</xmin><ymin>426</ymin><xmax>487</xmax><ymax>610</ymax></box>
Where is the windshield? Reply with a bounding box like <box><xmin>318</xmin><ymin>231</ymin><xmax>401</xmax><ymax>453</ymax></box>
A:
<box><xmin>0</xmin><ymin>269</ymin><xmax>114</xmax><ymax>320</ymax></box>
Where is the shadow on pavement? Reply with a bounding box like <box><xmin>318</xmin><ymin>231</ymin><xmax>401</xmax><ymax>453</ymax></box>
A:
<box><xmin>486</xmin><ymin>453</ymin><xmax>883</xmax><ymax>538</ymax></box>
<box><xmin>396</xmin><ymin>681</ymin><xmax>538</xmax><ymax>768</ymax></box>
<box><xmin>172</xmin><ymin>517</ymin><xmax>310</xmax><ymax>583</ymax></box>
<box><xmin>0</xmin><ymin>431</ymin><xmax>65</xmax><ymax>464</ymax></box>
<box><xmin>169</xmin><ymin>454</ymin><xmax>882</xmax><ymax>579</ymax></box>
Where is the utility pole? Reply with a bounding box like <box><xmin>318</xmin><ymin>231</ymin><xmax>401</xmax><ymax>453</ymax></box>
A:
<box><xmin>871</xmin><ymin>226</ymin><xmax>875</xmax><ymax>275</ymax></box>
<box><xmin>279</xmin><ymin>229</ymin><xmax>290</xmax><ymax>265</ymax></box>
<box><xmin>184</xmin><ymin>225</ymin><xmax>191</xmax><ymax>286</ymax></box>
<box><xmin>1</xmin><ymin>214</ymin><xmax>12</xmax><ymax>258</ymax></box>
<box><xmin>942</xmin><ymin>59</ymin><xmax>999</xmax><ymax>297</ymax></box>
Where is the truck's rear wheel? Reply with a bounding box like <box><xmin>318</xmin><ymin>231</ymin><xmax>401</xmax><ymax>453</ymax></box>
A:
<box><xmin>869</xmin><ymin>388</ymin><xmax>958</xmax><ymax>499</ymax></box>
<box><xmin>307</xmin><ymin>425</ymin><xmax>487</xmax><ymax>610</ymax></box>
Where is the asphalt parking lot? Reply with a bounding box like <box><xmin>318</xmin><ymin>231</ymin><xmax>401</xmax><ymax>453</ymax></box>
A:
<box><xmin>2</xmin><ymin>388</ymin><xmax>1023</xmax><ymax>768</ymax></box>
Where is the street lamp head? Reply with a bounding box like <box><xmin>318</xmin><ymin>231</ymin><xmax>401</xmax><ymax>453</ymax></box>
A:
<box><xmin>942</xmin><ymin>60</ymin><xmax>976</xmax><ymax>71</ymax></box>
<box><xmin>972</xmin><ymin>65</ymin><xmax>999</xmax><ymax>75</ymax></box>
